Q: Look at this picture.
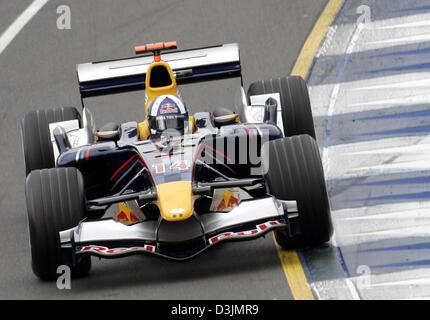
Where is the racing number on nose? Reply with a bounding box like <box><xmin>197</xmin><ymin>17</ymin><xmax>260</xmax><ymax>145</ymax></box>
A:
<box><xmin>152</xmin><ymin>160</ymin><xmax>189</xmax><ymax>174</ymax></box>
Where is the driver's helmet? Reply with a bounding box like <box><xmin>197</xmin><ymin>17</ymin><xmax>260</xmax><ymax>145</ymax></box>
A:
<box><xmin>147</xmin><ymin>94</ymin><xmax>189</xmax><ymax>136</ymax></box>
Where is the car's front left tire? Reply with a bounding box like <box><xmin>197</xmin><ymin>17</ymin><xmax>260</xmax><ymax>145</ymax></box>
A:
<box><xmin>262</xmin><ymin>135</ymin><xmax>332</xmax><ymax>249</ymax></box>
<box><xmin>21</xmin><ymin>107</ymin><xmax>81</xmax><ymax>176</ymax></box>
<box><xmin>247</xmin><ymin>76</ymin><xmax>316</xmax><ymax>139</ymax></box>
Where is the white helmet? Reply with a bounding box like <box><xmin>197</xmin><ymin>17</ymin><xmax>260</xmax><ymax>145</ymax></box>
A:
<box><xmin>147</xmin><ymin>95</ymin><xmax>189</xmax><ymax>136</ymax></box>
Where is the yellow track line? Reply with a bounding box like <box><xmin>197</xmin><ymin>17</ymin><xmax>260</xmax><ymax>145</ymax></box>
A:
<box><xmin>291</xmin><ymin>0</ymin><xmax>345</xmax><ymax>80</ymax></box>
<box><xmin>274</xmin><ymin>238</ymin><xmax>315</xmax><ymax>300</ymax></box>
<box><xmin>276</xmin><ymin>0</ymin><xmax>345</xmax><ymax>300</ymax></box>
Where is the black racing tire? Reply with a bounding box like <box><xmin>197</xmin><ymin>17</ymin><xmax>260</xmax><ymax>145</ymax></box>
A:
<box><xmin>21</xmin><ymin>107</ymin><xmax>81</xmax><ymax>176</ymax></box>
<box><xmin>262</xmin><ymin>135</ymin><xmax>332</xmax><ymax>249</ymax></box>
<box><xmin>247</xmin><ymin>76</ymin><xmax>316</xmax><ymax>139</ymax></box>
<box><xmin>25</xmin><ymin>167</ymin><xmax>91</xmax><ymax>281</ymax></box>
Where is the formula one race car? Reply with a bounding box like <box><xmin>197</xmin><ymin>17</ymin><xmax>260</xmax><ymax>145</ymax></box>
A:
<box><xmin>21</xmin><ymin>42</ymin><xmax>332</xmax><ymax>280</ymax></box>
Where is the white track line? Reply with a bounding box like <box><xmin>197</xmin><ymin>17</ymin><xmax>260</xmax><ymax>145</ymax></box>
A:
<box><xmin>376</xmin><ymin>20</ymin><xmax>430</xmax><ymax>30</ymax></box>
<box><xmin>371</xmin><ymin>278</ymin><xmax>430</xmax><ymax>287</ymax></box>
<box><xmin>349</xmin><ymin>78</ymin><xmax>430</xmax><ymax>91</ymax></box>
<box><xmin>319</xmin><ymin>20</ymin><xmax>366</xmax><ymax>301</ymax></box>
<box><xmin>345</xmin><ymin>208</ymin><xmax>430</xmax><ymax>221</ymax></box>
<box><xmin>322</xmin><ymin>22</ymin><xmax>364</xmax><ymax>172</ymax></box>
<box><xmin>368</xmin><ymin>33</ymin><xmax>430</xmax><ymax>45</ymax></box>
<box><xmin>0</xmin><ymin>0</ymin><xmax>48</xmax><ymax>55</ymax></box>
<box><xmin>348</xmin><ymin>225</ymin><xmax>430</xmax><ymax>238</ymax></box>
<box><xmin>330</xmin><ymin>233</ymin><xmax>361</xmax><ymax>300</ymax></box>
<box><xmin>348</xmin><ymin>93</ymin><xmax>430</xmax><ymax>108</ymax></box>
<box><xmin>346</xmin><ymin>143</ymin><xmax>430</xmax><ymax>155</ymax></box>
<box><xmin>350</xmin><ymin>160</ymin><xmax>430</xmax><ymax>173</ymax></box>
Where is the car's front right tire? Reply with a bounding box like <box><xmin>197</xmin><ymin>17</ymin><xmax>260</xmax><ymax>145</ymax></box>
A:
<box><xmin>26</xmin><ymin>167</ymin><xmax>91</xmax><ymax>281</ymax></box>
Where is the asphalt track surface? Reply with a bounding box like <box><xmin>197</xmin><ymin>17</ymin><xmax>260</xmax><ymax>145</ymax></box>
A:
<box><xmin>0</xmin><ymin>0</ymin><xmax>328</xmax><ymax>299</ymax></box>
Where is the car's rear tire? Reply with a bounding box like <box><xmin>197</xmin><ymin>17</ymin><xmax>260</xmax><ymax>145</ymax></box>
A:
<box><xmin>247</xmin><ymin>76</ymin><xmax>316</xmax><ymax>139</ymax></box>
<box><xmin>21</xmin><ymin>107</ymin><xmax>81</xmax><ymax>176</ymax></box>
<box><xmin>262</xmin><ymin>135</ymin><xmax>332</xmax><ymax>249</ymax></box>
<box><xmin>26</xmin><ymin>167</ymin><xmax>91</xmax><ymax>281</ymax></box>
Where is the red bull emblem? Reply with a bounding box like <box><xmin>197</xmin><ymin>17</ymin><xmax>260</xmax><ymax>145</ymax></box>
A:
<box><xmin>114</xmin><ymin>202</ymin><xmax>144</xmax><ymax>224</ymax></box>
<box><xmin>115</xmin><ymin>210</ymin><xmax>140</xmax><ymax>223</ymax></box>
<box><xmin>216</xmin><ymin>189</ymin><xmax>240</xmax><ymax>211</ymax></box>
<box><xmin>159</xmin><ymin>102</ymin><xmax>179</xmax><ymax>114</ymax></box>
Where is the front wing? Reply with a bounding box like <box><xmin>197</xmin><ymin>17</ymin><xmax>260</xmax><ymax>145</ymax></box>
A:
<box><xmin>60</xmin><ymin>197</ymin><xmax>298</xmax><ymax>262</ymax></box>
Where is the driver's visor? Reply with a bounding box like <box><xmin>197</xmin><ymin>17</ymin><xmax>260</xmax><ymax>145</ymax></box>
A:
<box><xmin>149</xmin><ymin>115</ymin><xmax>185</xmax><ymax>132</ymax></box>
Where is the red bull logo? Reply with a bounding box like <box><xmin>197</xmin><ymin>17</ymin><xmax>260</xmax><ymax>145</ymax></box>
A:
<box><xmin>115</xmin><ymin>211</ymin><xmax>140</xmax><ymax>223</ymax></box>
<box><xmin>114</xmin><ymin>202</ymin><xmax>143</xmax><ymax>224</ymax></box>
<box><xmin>216</xmin><ymin>189</ymin><xmax>240</xmax><ymax>211</ymax></box>
<box><xmin>159</xmin><ymin>102</ymin><xmax>179</xmax><ymax>114</ymax></box>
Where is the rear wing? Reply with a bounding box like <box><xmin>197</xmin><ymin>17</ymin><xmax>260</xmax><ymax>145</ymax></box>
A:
<box><xmin>77</xmin><ymin>43</ymin><xmax>242</xmax><ymax>97</ymax></box>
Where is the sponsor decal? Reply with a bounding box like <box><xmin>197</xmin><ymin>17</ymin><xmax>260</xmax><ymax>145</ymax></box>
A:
<box><xmin>152</xmin><ymin>160</ymin><xmax>189</xmax><ymax>174</ymax></box>
<box><xmin>159</xmin><ymin>102</ymin><xmax>179</xmax><ymax>115</ymax></box>
<box><xmin>216</xmin><ymin>189</ymin><xmax>240</xmax><ymax>211</ymax></box>
<box><xmin>78</xmin><ymin>220</ymin><xmax>282</xmax><ymax>257</ymax></box>
<box><xmin>79</xmin><ymin>245</ymin><xmax>155</xmax><ymax>255</ymax></box>
<box><xmin>170</xmin><ymin>208</ymin><xmax>185</xmax><ymax>214</ymax></box>
<box><xmin>114</xmin><ymin>201</ymin><xmax>145</xmax><ymax>224</ymax></box>
<box><xmin>211</xmin><ymin>188</ymin><xmax>248</xmax><ymax>212</ymax></box>
<box><xmin>208</xmin><ymin>221</ymin><xmax>281</xmax><ymax>245</ymax></box>
<box><xmin>170</xmin><ymin>160</ymin><xmax>188</xmax><ymax>171</ymax></box>
<box><xmin>153</xmin><ymin>162</ymin><xmax>166</xmax><ymax>174</ymax></box>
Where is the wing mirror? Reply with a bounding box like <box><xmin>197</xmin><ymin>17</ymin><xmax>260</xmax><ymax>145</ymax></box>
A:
<box><xmin>234</xmin><ymin>86</ymin><xmax>249</xmax><ymax>123</ymax></box>
<box><xmin>83</xmin><ymin>107</ymin><xmax>96</xmax><ymax>144</ymax></box>
<box><xmin>263</xmin><ymin>97</ymin><xmax>278</xmax><ymax>125</ymax></box>
<box><xmin>53</xmin><ymin>126</ymin><xmax>72</xmax><ymax>153</ymax></box>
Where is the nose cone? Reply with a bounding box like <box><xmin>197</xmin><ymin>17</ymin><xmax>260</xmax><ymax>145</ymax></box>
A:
<box><xmin>157</xmin><ymin>181</ymin><xmax>194</xmax><ymax>221</ymax></box>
